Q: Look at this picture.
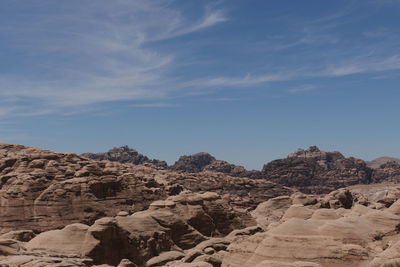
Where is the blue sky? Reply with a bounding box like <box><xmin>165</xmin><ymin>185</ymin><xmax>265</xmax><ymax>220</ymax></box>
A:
<box><xmin>1</xmin><ymin>0</ymin><xmax>400</xmax><ymax>169</ymax></box>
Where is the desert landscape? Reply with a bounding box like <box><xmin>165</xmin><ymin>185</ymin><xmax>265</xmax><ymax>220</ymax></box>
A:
<box><xmin>1</xmin><ymin>1</ymin><xmax>399</xmax><ymax>266</ymax></box>
<box><xmin>1</xmin><ymin>143</ymin><xmax>400</xmax><ymax>266</ymax></box>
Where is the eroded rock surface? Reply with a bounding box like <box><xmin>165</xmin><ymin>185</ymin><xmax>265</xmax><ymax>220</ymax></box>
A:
<box><xmin>170</xmin><ymin>152</ymin><xmax>260</xmax><ymax>179</ymax></box>
<box><xmin>372</xmin><ymin>161</ymin><xmax>400</xmax><ymax>183</ymax></box>
<box><xmin>81</xmin><ymin>146</ymin><xmax>168</xmax><ymax>168</ymax></box>
<box><xmin>262</xmin><ymin>146</ymin><xmax>373</xmax><ymax>193</ymax></box>
<box><xmin>1</xmin><ymin>191</ymin><xmax>255</xmax><ymax>266</ymax></box>
<box><xmin>0</xmin><ymin>143</ymin><xmax>292</xmax><ymax>234</ymax></box>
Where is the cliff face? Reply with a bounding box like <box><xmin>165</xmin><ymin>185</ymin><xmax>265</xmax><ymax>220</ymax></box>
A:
<box><xmin>0</xmin><ymin>143</ymin><xmax>292</xmax><ymax>234</ymax></box>
<box><xmin>261</xmin><ymin>146</ymin><xmax>373</xmax><ymax>194</ymax></box>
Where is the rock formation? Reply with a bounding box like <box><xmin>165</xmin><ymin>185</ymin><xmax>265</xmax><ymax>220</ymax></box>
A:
<box><xmin>372</xmin><ymin>161</ymin><xmax>400</xmax><ymax>183</ymax></box>
<box><xmin>368</xmin><ymin>157</ymin><xmax>400</xmax><ymax>169</ymax></box>
<box><xmin>262</xmin><ymin>146</ymin><xmax>373</xmax><ymax>193</ymax></box>
<box><xmin>81</xmin><ymin>146</ymin><xmax>168</xmax><ymax>168</ymax></box>
<box><xmin>222</xmin><ymin>183</ymin><xmax>400</xmax><ymax>267</ymax></box>
<box><xmin>0</xmin><ymin>191</ymin><xmax>255</xmax><ymax>266</ymax></box>
<box><xmin>3</xmin><ymin>183</ymin><xmax>400</xmax><ymax>266</ymax></box>
<box><xmin>171</xmin><ymin>152</ymin><xmax>260</xmax><ymax>178</ymax></box>
<box><xmin>0</xmin><ymin>143</ymin><xmax>292</xmax><ymax>234</ymax></box>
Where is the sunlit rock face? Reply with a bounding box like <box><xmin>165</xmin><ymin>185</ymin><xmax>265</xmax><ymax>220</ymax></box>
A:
<box><xmin>0</xmin><ymin>142</ymin><xmax>292</xmax><ymax>234</ymax></box>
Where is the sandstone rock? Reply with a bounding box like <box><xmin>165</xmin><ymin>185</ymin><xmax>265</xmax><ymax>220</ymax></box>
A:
<box><xmin>167</xmin><ymin>262</ymin><xmax>213</xmax><ymax>267</ymax></box>
<box><xmin>0</xmin><ymin>230</ymin><xmax>36</xmax><ymax>242</ymax></box>
<box><xmin>281</xmin><ymin>204</ymin><xmax>314</xmax><ymax>221</ymax></box>
<box><xmin>0</xmin><ymin>254</ymin><xmax>90</xmax><ymax>266</ymax></box>
<box><xmin>26</xmin><ymin>223</ymin><xmax>89</xmax><ymax>254</ymax></box>
<box><xmin>372</xmin><ymin>161</ymin><xmax>400</xmax><ymax>183</ymax></box>
<box><xmin>171</xmin><ymin>153</ymin><xmax>216</xmax><ymax>173</ymax></box>
<box><xmin>368</xmin><ymin>157</ymin><xmax>400</xmax><ymax>169</ymax></box>
<box><xmin>262</xmin><ymin>146</ymin><xmax>373</xmax><ymax>194</ymax></box>
<box><xmin>117</xmin><ymin>259</ymin><xmax>137</xmax><ymax>267</ymax></box>
<box><xmin>82</xmin><ymin>145</ymin><xmax>168</xmax><ymax>168</ymax></box>
<box><xmin>250</xmin><ymin>196</ymin><xmax>292</xmax><ymax>229</ymax></box>
<box><xmin>222</xmin><ymin>192</ymin><xmax>400</xmax><ymax>267</ymax></box>
<box><xmin>170</xmin><ymin>152</ymin><xmax>260</xmax><ymax>179</ymax></box>
<box><xmin>20</xmin><ymin>191</ymin><xmax>254</xmax><ymax>266</ymax></box>
<box><xmin>255</xmin><ymin>261</ymin><xmax>323</xmax><ymax>267</ymax></box>
<box><xmin>0</xmin><ymin>239</ymin><xmax>23</xmax><ymax>256</ymax></box>
<box><xmin>322</xmin><ymin>188</ymin><xmax>354</xmax><ymax>209</ymax></box>
<box><xmin>146</xmin><ymin>251</ymin><xmax>185</xmax><ymax>266</ymax></box>
<box><xmin>0</xmin><ymin>143</ymin><xmax>292</xmax><ymax>234</ymax></box>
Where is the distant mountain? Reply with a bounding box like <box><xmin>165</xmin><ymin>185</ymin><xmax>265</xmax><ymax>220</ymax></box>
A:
<box><xmin>261</xmin><ymin>146</ymin><xmax>373</xmax><ymax>194</ymax></box>
<box><xmin>170</xmin><ymin>152</ymin><xmax>261</xmax><ymax>178</ymax></box>
<box><xmin>81</xmin><ymin>145</ymin><xmax>168</xmax><ymax>168</ymax></box>
<box><xmin>81</xmin><ymin>145</ymin><xmax>400</xmax><ymax>194</ymax></box>
<box><xmin>367</xmin><ymin>157</ymin><xmax>400</xmax><ymax>169</ymax></box>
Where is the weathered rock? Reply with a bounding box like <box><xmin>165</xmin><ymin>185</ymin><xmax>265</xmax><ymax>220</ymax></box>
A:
<box><xmin>82</xmin><ymin>145</ymin><xmax>168</xmax><ymax>168</ymax></box>
<box><xmin>0</xmin><ymin>143</ymin><xmax>292</xmax><ymax>234</ymax></box>
<box><xmin>255</xmin><ymin>261</ymin><xmax>323</xmax><ymax>267</ymax></box>
<box><xmin>0</xmin><ymin>230</ymin><xmax>36</xmax><ymax>242</ymax></box>
<box><xmin>0</xmin><ymin>254</ymin><xmax>90</xmax><ymax>266</ymax></box>
<box><xmin>0</xmin><ymin>239</ymin><xmax>23</xmax><ymax>256</ymax></box>
<box><xmin>21</xmin><ymin>191</ymin><xmax>254</xmax><ymax>266</ymax></box>
<box><xmin>250</xmin><ymin>196</ymin><xmax>293</xmax><ymax>229</ymax></box>
<box><xmin>117</xmin><ymin>259</ymin><xmax>137</xmax><ymax>267</ymax></box>
<box><xmin>262</xmin><ymin>146</ymin><xmax>373</xmax><ymax>194</ymax></box>
<box><xmin>222</xmin><ymin>188</ymin><xmax>400</xmax><ymax>267</ymax></box>
<box><xmin>146</xmin><ymin>251</ymin><xmax>185</xmax><ymax>266</ymax></box>
<box><xmin>372</xmin><ymin>161</ymin><xmax>400</xmax><ymax>183</ymax></box>
<box><xmin>368</xmin><ymin>157</ymin><xmax>400</xmax><ymax>169</ymax></box>
<box><xmin>171</xmin><ymin>153</ymin><xmax>216</xmax><ymax>173</ymax></box>
<box><xmin>170</xmin><ymin>153</ymin><xmax>260</xmax><ymax>179</ymax></box>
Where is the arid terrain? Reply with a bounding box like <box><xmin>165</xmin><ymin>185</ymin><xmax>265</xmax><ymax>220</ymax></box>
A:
<box><xmin>1</xmin><ymin>143</ymin><xmax>400</xmax><ymax>266</ymax></box>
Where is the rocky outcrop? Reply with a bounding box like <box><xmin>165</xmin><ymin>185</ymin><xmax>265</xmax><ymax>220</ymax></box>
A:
<box><xmin>221</xmin><ymin>184</ymin><xmax>400</xmax><ymax>267</ymax></box>
<box><xmin>0</xmin><ymin>143</ymin><xmax>292</xmax><ymax>234</ymax></box>
<box><xmin>171</xmin><ymin>153</ymin><xmax>260</xmax><ymax>179</ymax></box>
<box><xmin>262</xmin><ymin>146</ymin><xmax>373</xmax><ymax>194</ymax></box>
<box><xmin>372</xmin><ymin>161</ymin><xmax>400</xmax><ymax>183</ymax></box>
<box><xmin>1</xmin><ymin>191</ymin><xmax>255</xmax><ymax>266</ymax></box>
<box><xmin>368</xmin><ymin>157</ymin><xmax>400</xmax><ymax>169</ymax></box>
<box><xmin>4</xmin><ymin>181</ymin><xmax>400</xmax><ymax>266</ymax></box>
<box><xmin>171</xmin><ymin>153</ymin><xmax>216</xmax><ymax>173</ymax></box>
<box><xmin>81</xmin><ymin>146</ymin><xmax>168</xmax><ymax>168</ymax></box>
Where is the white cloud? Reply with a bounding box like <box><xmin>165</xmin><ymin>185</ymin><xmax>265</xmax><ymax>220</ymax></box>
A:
<box><xmin>324</xmin><ymin>54</ymin><xmax>400</xmax><ymax>77</ymax></box>
<box><xmin>0</xmin><ymin>0</ymin><xmax>227</xmax><ymax>116</ymax></box>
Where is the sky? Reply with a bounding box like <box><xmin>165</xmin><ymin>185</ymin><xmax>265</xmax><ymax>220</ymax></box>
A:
<box><xmin>0</xmin><ymin>0</ymin><xmax>400</xmax><ymax>169</ymax></box>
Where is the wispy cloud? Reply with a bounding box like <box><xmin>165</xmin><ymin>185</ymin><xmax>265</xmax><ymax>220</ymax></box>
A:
<box><xmin>0</xmin><ymin>0</ymin><xmax>227</xmax><ymax>116</ymax></box>
<box><xmin>324</xmin><ymin>54</ymin><xmax>400</xmax><ymax>76</ymax></box>
<box><xmin>131</xmin><ymin>103</ymin><xmax>178</xmax><ymax>108</ymax></box>
<box><xmin>288</xmin><ymin>85</ymin><xmax>318</xmax><ymax>94</ymax></box>
<box><xmin>1</xmin><ymin>0</ymin><xmax>400</xmax><ymax>118</ymax></box>
<box><xmin>198</xmin><ymin>73</ymin><xmax>294</xmax><ymax>87</ymax></box>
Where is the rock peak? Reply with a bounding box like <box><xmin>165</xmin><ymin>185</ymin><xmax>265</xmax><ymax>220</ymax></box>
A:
<box><xmin>81</xmin><ymin>146</ymin><xmax>167</xmax><ymax>168</ymax></box>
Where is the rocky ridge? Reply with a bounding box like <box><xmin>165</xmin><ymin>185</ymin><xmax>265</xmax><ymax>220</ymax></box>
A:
<box><xmin>170</xmin><ymin>152</ymin><xmax>260</xmax><ymax>179</ymax></box>
<box><xmin>81</xmin><ymin>146</ymin><xmax>168</xmax><ymax>168</ymax></box>
<box><xmin>372</xmin><ymin>161</ymin><xmax>400</xmax><ymax>184</ymax></box>
<box><xmin>261</xmin><ymin>146</ymin><xmax>373</xmax><ymax>193</ymax></box>
<box><xmin>368</xmin><ymin>157</ymin><xmax>400</xmax><ymax>169</ymax></box>
<box><xmin>87</xmin><ymin>146</ymin><xmax>400</xmax><ymax>194</ymax></box>
<box><xmin>0</xmin><ymin>143</ymin><xmax>292</xmax><ymax>234</ymax></box>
